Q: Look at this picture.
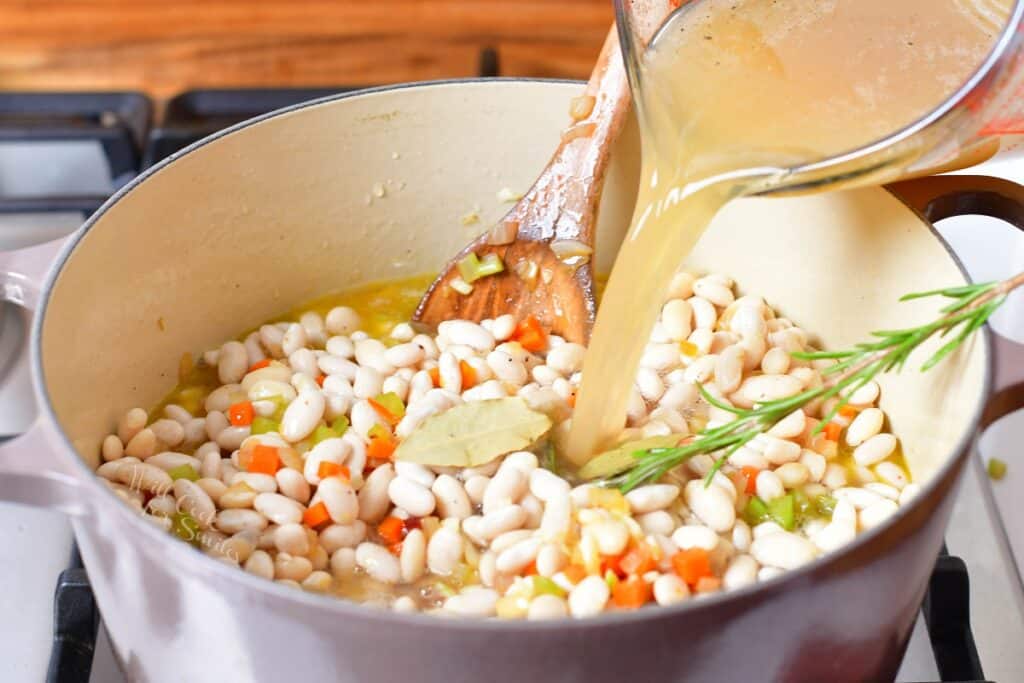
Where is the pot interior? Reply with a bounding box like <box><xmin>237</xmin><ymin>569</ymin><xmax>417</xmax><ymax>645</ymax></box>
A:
<box><xmin>40</xmin><ymin>80</ymin><xmax>986</xmax><ymax>486</ymax></box>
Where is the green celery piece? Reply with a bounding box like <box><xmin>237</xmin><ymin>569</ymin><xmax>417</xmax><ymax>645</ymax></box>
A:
<box><xmin>331</xmin><ymin>416</ymin><xmax>350</xmax><ymax>435</ymax></box>
<box><xmin>768</xmin><ymin>494</ymin><xmax>796</xmax><ymax>531</ymax></box>
<box><xmin>531</xmin><ymin>575</ymin><xmax>566</xmax><ymax>598</ymax></box>
<box><xmin>815</xmin><ymin>494</ymin><xmax>837</xmax><ymax>517</ymax></box>
<box><xmin>250</xmin><ymin>416</ymin><xmax>279</xmax><ymax>435</ymax></box>
<box><xmin>311</xmin><ymin>425</ymin><xmax>337</xmax><ymax>445</ymax></box>
<box><xmin>457</xmin><ymin>252</ymin><xmax>505</xmax><ymax>284</ymax></box>
<box><xmin>792</xmin><ymin>489</ymin><xmax>812</xmax><ymax>522</ymax></box>
<box><xmin>368</xmin><ymin>424</ymin><xmax>391</xmax><ymax>441</ymax></box>
<box><xmin>604</xmin><ymin>570</ymin><xmax>619</xmax><ymax>589</ymax></box>
<box><xmin>988</xmin><ymin>458</ymin><xmax>1008</xmax><ymax>481</ymax></box>
<box><xmin>742</xmin><ymin>497</ymin><xmax>771</xmax><ymax>526</ymax></box>
<box><xmin>373</xmin><ymin>392</ymin><xmax>406</xmax><ymax>419</ymax></box>
<box><xmin>171</xmin><ymin>512</ymin><xmax>200</xmax><ymax>545</ymax></box>
<box><xmin>168</xmin><ymin>464</ymin><xmax>199</xmax><ymax>482</ymax></box>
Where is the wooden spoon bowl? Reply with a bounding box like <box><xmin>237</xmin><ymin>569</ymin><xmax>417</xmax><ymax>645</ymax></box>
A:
<box><xmin>413</xmin><ymin>26</ymin><xmax>633</xmax><ymax>344</ymax></box>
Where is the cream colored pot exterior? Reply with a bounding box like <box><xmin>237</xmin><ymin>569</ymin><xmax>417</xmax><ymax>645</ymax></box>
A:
<box><xmin>0</xmin><ymin>80</ymin><xmax>1009</xmax><ymax>682</ymax></box>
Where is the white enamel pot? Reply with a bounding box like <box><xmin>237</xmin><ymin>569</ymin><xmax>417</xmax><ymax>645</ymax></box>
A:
<box><xmin>0</xmin><ymin>80</ymin><xmax>1022</xmax><ymax>683</ymax></box>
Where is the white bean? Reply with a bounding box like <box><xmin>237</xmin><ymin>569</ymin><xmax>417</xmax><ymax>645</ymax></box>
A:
<box><xmin>329</xmin><ymin>547</ymin><xmax>357</xmax><ymax>577</ymax></box>
<box><xmin>586</xmin><ymin>520</ymin><xmax>629</xmax><ymax>556</ymax></box>
<box><xmin>318</xmin><ymin>477</ymin><xmax>359</xmax><ymax>524</ymax></box>
<box><xmin>432</xmin><ymin>475</ymin><xmax>473</xmax><ymax>520</ymax></box>
<box><xmin>653</xmin><ymin>573</ymin><xmax>690</xmax><ymax>606</ymax></box>
<box><xmin>124</xmin><ymin>428</ymin><xmax>158</xmax><ymax>459</ymax></box>
<box><xmin>218</xmin><ymin>341</ymin><xmax>249</xmax><ymax>384</ymax></box>
<box><xmin>275</xmin><ymin>523</ymin><xmax>310</xmax><ymax>555</ymax></box>
<box><xmin>355</xmin><ymin>542</ymin><xmax>400</xmax><ymax>584</ymax></box>
<box><xmin>684</xmin><ymin>480</ymin><xmax>735</xmax><ymax>533</ymax></box>
<box><xmin>358</xmin><ymin>464</ymin><xmax>396</xmax><ymax>523</ymax></box>
<box><xmin>722</xmin><ymin>554</ymin><xmax>759</xmax><ymax>590</ymax></box>
<box><xmin>750</xmin><ymin>531</ymin><xmax>818</xmax><ymax>570</ymax></box>
<box><xmin>568</xmin><ymin>576</ymin><xmax>610</xmax><ymax>618</ymax></box>
<box><xmin>320</xmin><ymin>522</ymin><xmax>367</xmax><ymax>553</ymax></box>
<box><xmin>275</xmin><ymin>468</ymin><xmax>311</xmax><ymax>504</ymax></box>
<box><xmin>732</xmin><ymin>375</ymin><xmax>803</xmax><ymax>408</ymax></box>
<box><xmin>444</xmin><ymin>588</ymin><xmax>498</xmax><ymax>617</ymax></box>
<box><xmin>280</xmin><ymin>391</ymin><xmax>325</xmax><ymax>442</ymax></box>
<box><xmin>325</xmin><ymin>307</ymin><xmax>361</xmax><ymax>336</ymax></box>
<box><xmin>427</xmin><ymin>527</ymin><xmax>464</xmax><ymax>575</ymax></box>
<box><xmin>671</xmin><ymin>525</ymin><xmax>720</xmax><ymax>551</ymax></box>
<box><xmin>496</xmin><ymin>537</ymin><xmax>542</xmax><ymax>573</ymax></box>
<box><xmin>216</xmin><ymin>509</ymin><xmax>269</xmax><ymax>535</ymax></box>
<box><xmin>715</xmin><ymin>345</ymin><xmax>745</xmax><ymax>394</ymax></box>
<box><xmin>688</xmin><ymin>296</ymin><xmax>718</xmax><ymax>329</ymax></box>
<box><xmin>546</xmin><ymin>343</ymin><xmax>586</xmax><ymax>375</ymax></box>
<box><xmin>853</xmin><ymin>434</ymin><xmax>898</xmax><ymax>467</ymax></box>
<box><xmin>388</xmin><ymin>476</ymin><xmax>436</xmax><ymax>517</ymax></box>
<box><xmin>846</xmin><ymin>408</ymin><xmax>884</xmax><ymax>447</ymax></box>
<box><xmin>480</xmin><ymin>505</ymin><xmax>528</xmax><ymax>540</ymax></box>
<box><xmin>528</xmin><ymin>594</ymin><xmax>569</xmax><ymax>620</ymax></box>
<box><xmin>254</xmin><ymin>492</ymin><xmax>305</xmax><ymax>525</ymax></box>
<box><xmin>626</xmin><ymin>484</ymin><xmax>680</xmax><ymax>515</ymax></box>
<box><xmin>400</xmin><ymin>529</ymin><xmax>427</xmax><ymax>583</ymax></box>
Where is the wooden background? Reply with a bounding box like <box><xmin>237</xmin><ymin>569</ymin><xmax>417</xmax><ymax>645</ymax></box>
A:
<box><xmin>0</xmin><ymin>1</ymin><xmax>614</xmax><ymax>116</ymax></box>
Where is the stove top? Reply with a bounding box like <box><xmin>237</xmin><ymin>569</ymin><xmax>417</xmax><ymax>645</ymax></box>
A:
<box><xmin>0</xmin><ymin>83</ymin><xmax>1021</xmax><ymax>683</ymax></box>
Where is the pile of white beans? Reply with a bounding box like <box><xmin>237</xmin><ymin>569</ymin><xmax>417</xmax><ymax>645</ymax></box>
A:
<box><xmin>92</xmin><ymin>271</ymin><xmax>918</xmax><ymax>619</ymax></box>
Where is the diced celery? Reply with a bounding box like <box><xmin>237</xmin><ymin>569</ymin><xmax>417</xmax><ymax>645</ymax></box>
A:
<box><xmin>768</xmin><ymin>494</ymin><xmax>796</xmax><ymax>531</ymax></box>
<box><xmin>250</xmin><ymin>416</ymin><xmax>279</xmax><ymax>435</ymax></box>
<box><xmin>815</xmin><ymin>494</ymin><xmax>837</xmax><ymax>517</ymax></box>
<box><xmin>792</xmin><ymin>489</ymin><xmax>812</xmax><ymax>522</ymax></box>
<box><xmin>176</xmin><ymin>386</ymin><xmax>206</xmax><ymax>416</ymax></box>
<box><xmin>742</xmin><ymin>496</ymin><xmax>771</xmax><ymax>526</ymax></box>
<box><xmin>988</xmin><ymin>458</ymin><xmax>1007</xmax><ymax>481</ymax></box>
<box><xmin>458</xmin><ymin>252</ymin><xmax>505</xmax><ymax>284</ymax></box>
<box><xmin>532</xmin><ymin>576</ymin><xmax>566</xmax><ymax>598</ymax></box>
<box><xmin>168</xmin><ymin>464</ymin><xmax>199</xmax><ymax>482</ymax></box>
<box><xmin>171</xmin><ymin>512</ymin><xmax>200</xmax><ymax>545</ymax></box>
<box><xmin>331</xmin><ymin>416</ymin><xmax>350</xmax><ymax>435</ymax></box>
<box><xmin>373</xmin><ymin>392</ymin><xmax>406</xmax><ymax>419</ymax></box>
<box><xmin>368</xmin><ymin>424</ymin><xmax>391</xmax><ymax>441</ymax></box>
<box><xmin>311</xmin><ymin>425</ymin><xmax>336</xmax><ymax>445</ymax></box>
<box><xmin>604</xmin><ymin>569</ymin><xmax>619</xmax><ymax>589</ymax></box>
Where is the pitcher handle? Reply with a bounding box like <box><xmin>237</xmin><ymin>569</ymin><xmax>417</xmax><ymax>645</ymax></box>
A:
<box><xmin>0</xmin><ymin>236</ymin><xmax>85</xmax><ymax>515</ymax></box>
<box><xmin>887</xmin><ymin>175</ymin><xmax>1024</xmax><ymax>428</ymax></box>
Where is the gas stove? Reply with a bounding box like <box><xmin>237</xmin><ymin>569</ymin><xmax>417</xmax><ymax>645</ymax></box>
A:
<box><xmin>0</xmin><ymin>86</ymin><xmax>1022</xmax><ymax>683</ymax></box>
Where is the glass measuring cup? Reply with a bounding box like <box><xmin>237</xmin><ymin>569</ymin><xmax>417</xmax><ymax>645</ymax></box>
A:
<box><xmin>616</xmin><ymin>0</ymin><xmax>1024</xmax><ymax>195</ymax></box>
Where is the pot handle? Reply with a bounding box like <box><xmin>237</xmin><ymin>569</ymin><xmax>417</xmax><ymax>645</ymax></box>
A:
<box><xmin>0</xmin><ymin>236</ymin><xmax>85</xmax><ymax>515</ymax></box>
<box><xmin>887</xmin><ymin>175</ymin><xmax>1024</xmax><ymax>428</ymax></box>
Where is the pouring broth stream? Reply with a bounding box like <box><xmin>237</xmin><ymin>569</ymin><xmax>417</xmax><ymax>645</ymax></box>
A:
<box><xmin>567</xmin><ymin>0</ymin><xmax>1011</xmax><ymax>463</ymax></box>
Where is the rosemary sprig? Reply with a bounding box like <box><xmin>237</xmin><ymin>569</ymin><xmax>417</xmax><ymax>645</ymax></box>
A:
<box><xmin>607</xmin><ymin>272</ymin><xmax>1024</xmax><ymax>492</ymax></box>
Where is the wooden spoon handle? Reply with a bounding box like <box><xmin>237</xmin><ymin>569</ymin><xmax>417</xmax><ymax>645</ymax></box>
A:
<box><xmin>508</xmin><ymin>25</ymin><xmax>634</xmax><ymax>245</ymax></box>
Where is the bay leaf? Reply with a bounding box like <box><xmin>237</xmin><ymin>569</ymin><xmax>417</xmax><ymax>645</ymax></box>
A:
<box><xmin>394</xmin><ymin>398</ymin><xmax>552</xmax><ymax>468</ymax></box>
<box><xmin>577</xmin><ymin>435</ymin><xmax>686</xmax><ymax>481</ymax></box>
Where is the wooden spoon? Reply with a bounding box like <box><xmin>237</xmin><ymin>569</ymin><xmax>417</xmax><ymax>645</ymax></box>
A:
<box><xmin>413</xmin><ymin>26</ymin><xmax>634</xmax><ymax>344</ymax></box>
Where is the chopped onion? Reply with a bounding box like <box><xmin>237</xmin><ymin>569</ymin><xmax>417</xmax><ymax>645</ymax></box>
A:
<box><xmin>550</xmin><ymin>239</ymin><xmax>594</xmax><ymax>261</ymax></box>
<box><xmin>450</xmin><ymin>277</ymin><xmax>474</xmax><ymax>295</ymax></box>
<box><xmin>514</xmin><ymin>259</ymin><xmax>539</xmax><ymax>287</ymax></box>
<box><xmin>487</xmin><ymin>219</ymin><xmax>519</xmax><ymax>246</ymax></box>
<box><xmin>561</xmin><ymin>122</ymin><xmax>597</xmax><ymax>143</ymax></box>
<box><xmin>569</xmin><ymin>95</ymin><xmax>596</xmax><ymax>121</ymax></box>
<box><xmin>541</xmin><ymin>268</ymin><xmax>554</xmax><ymax>285</ymax></box>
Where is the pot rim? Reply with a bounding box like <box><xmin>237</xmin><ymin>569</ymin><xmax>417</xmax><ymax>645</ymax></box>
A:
<box><xmin>31</xmin><ymin>77</ymin><xmax>993</xmax><ymax>632</ymax></box>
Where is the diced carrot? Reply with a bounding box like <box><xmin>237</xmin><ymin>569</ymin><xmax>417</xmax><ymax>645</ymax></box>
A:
<box><xmin>367</xmin><ymin>435</ymin><xmax>397</xmax><ymax>462</ymax></box>
<box><xmin>377</xmin><ymin>516</ymin><xmax>406</xmax><ymax>546</ymax></box>
<box><xmin>824</xmin><ymin>422</ymin><xmax>842</xmax><ymax>442</ymax></box>
<box><xmin>563</xmin><ymin>564</ymin><xmax>588</xmax><ymax>584</ymax></box>
<box><xmin>511</xmin><ymin>315</ymin><xmax>548</xmax><ymax>352</ymax></box>
<box><xmin>317</xmin><ymin>461</ymin><xmax>350</xmax><ymax>482</ymax></box>
<box><xmin>315</xmin><ymin>374</ymin><xmax>326</xmax><ymax>387</ymax></box>
<box><xmin>228</xmin><ymin>400</ymin><xmax>254</xmax><ymax>427</ymax></box>
<box><xmin>602</xmin><ymin>554</ymin><xmax>626</xmax><ymax>579</ymax></box>
<box><xmin>248</xmin><ymin>359</ymin><xmax>271</xmax><ymax>372</ymax></box>
<box><xmin>672</xmin><ymin>548</ymin><xmax>714</xmax><ymax>587</ymax></box>
<box><xmin>459</xmin><ymin>359</ymin><xmax>478</xmax><ymax>389</ymax></box>
<box><xmin>302</xmin><ymin>501</ymin><xmax>331</xmax><ymax>529</ymax></box>
<box><xmin>428</xmin><ymin>367</ymin><xmax>441</xmax><ymax>388</ymax></box>
<box><xmin>741</xmin><ymin>466</ymin><xmax>760</xmax><ymax>495</ymax></box>
<box><xmin>522</xmin><ymin>561</ymin><xmax>538</xmax><ymax>576</ymax></box>
<box><xmin>695</xmin><ymin>576</ymin><xmax>722</xmax><ymax>593</ymax></box>
<box><xmin>619</xmin><ymin>543</ymin><xmax>657</xmax><ymax>576</ymax></box>
<box><xmin>612</xmin><ymin>576</ymin><xmax>653</xmax><ymax>609</ymax></box>
<box><xmin>567</xmin><ymin>393</ymin><xmax>577</xmax><ymax>408</ymax></box>
<box><xmin>838</xmin><ymin>404</ymin><xmax>860</xmax><ymax>418</ymax></box>
<box><xmin>248</xmin><ymin>445</ymin><xmax>280</xmax><ymax>475</ymax></box>
<box><xmin>679</xmin><ymin>340</ymin><xmax>699</xmax><ymax>357</ymax></box>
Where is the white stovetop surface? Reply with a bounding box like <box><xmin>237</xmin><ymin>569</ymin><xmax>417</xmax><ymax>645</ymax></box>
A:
<box><xmin>0</xmin><ymin>163</ymin><xmax>1022</xmax><ymax>682</ymax></box>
